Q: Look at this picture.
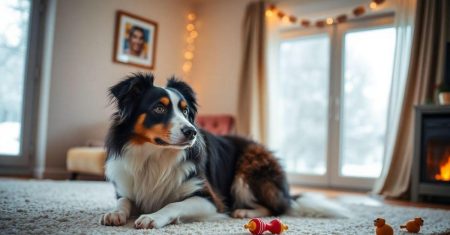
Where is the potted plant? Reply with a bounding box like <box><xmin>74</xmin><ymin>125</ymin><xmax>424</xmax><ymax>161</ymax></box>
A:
<box><xmin>438</xmin><ymin>82</ymin><xmax>450</xmax><ymax>105</ymax></box>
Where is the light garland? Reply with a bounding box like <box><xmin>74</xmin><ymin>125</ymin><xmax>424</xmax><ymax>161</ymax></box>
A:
<box><xmin>266</xmin><ymin>0</ymin><xmax>385</xmax><ymax>28</ymax></box>
<box><xmin>182</xmin><ymin>12</ymin><xmax>198</xmax><ymax>79</ymax></box>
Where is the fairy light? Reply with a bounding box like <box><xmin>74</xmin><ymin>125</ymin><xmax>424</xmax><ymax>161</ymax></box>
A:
<box><xmin>182</xmin><ymin>12</ymin><xmax>198</xmax><ymax>79</ymax></box>
<box><xmin>266</xmin><ymin>4</ymin><xmax>276</xmax><ymax>17</ymax></box>
<box><xmin>184</xmin><ymin>51</ymin><xmax>194</xmax><ymax>60</ymax></box>
<box><xmin>182</xmin><ymin>61</ymin><xmax>192</xmax><ymax>73</ymax></box>
<box><xmin>186</xmin><ymin>23</ymin><xmax>195</xmax><ymax>31</ymax></box>
<box><xmin>190</xmin><ymin>31</ymin><xmax>198</xmax><ymax>39</ymax></box>
<box><xmin>266</xmin><ymin>1</ymin><xmax>384</xmax><ymax>28</ymax></box>
<box><xmin>326</xmin><ymin>17</ymin><xmax>334</xmax><ymax>25</ymax></box>
<box><xmin>187</xmin><ymin>13</ymin><xmax>196</xmax><ymax>21</ymax></box>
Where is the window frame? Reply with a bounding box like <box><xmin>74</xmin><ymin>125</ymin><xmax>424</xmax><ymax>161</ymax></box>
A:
<box><xmin>272</xmin><ymin>14</ymin><xmax>395</xmax><ymax>190</ymax></box>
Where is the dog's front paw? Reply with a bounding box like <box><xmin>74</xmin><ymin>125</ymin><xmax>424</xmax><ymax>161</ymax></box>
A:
<box><xmin>100</xmin><ymin>211</ymin><xmax>127</xmax><ymax>226</ymax></box>
<box><xmin>134</xmin><ymin>213</ymin><xmax>172</xmax><ymax>229</ymax></box>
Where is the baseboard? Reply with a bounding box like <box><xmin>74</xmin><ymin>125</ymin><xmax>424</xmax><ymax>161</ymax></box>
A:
<box><xmin>0</xmin><ymin>166</ymin><xmax>32</xmax><ymax>177</ymax></box>
<box><xmin>42</xmin><ymin>167</ymin><xmax>69</xmax><ymax>180</ymax></box>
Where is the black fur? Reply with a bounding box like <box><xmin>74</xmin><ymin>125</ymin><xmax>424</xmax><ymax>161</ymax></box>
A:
<box><xmin>106</xmin><ymin>73</ymin><xmax>291</xmax><ymax>216</ymax></box>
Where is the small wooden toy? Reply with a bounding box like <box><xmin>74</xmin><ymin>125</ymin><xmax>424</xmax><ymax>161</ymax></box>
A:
<box><xmin>400</xmin><ymin>217</ymin><xmax>424</xmax><ymax>233</ymax></box>
<box><xmin>244</xmin><ymin>218</ymin><xmax>288</xmax><ymax>235</ymax></box>
<box><xmin>374</xmin><ymin>218</ymin><xmax>393</xmax><ymax>235</ymax></box>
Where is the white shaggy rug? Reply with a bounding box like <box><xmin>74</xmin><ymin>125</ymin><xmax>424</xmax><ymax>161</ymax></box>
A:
<box><xmin>0</xmin><ymin>179</ymin><xmax>449</xmax><ymax>235</ymax></box>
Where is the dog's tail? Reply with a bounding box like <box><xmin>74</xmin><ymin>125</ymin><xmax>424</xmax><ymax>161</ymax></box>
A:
<box><xmin>287</xmin><ymin>193</ymin><xmax>352</xmax><ymax>218</ymax></box>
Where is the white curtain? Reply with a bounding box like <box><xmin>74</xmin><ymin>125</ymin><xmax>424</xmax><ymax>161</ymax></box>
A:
<box><xmin>372</xmin><ymin>0</ymin><xmax>417</xmax><ymax>194</ymax></box>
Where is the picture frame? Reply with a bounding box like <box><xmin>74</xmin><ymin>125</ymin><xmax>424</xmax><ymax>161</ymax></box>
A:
<box><xmin>113</xmin><ymin>10</ymin><xmax>158</xmax><ymax>70</ymax></box>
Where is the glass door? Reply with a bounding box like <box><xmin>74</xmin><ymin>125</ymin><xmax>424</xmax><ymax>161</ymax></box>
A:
<box><xmin>270</xmin><ymin>15</ymin><xmax>396</xmax><ymax>189</ymax></box>
<box><xmin>330</xmin><ymin>17</ymin><xmax>396</xmax><ymax>188</ymax></box>
<box><xmin>0</xmin><ymin>0</ymin><xmax>41</xmax><ymax>167</ymax></box>
<box><xmin>269</xmin><ymin>28</ymin><xmax>332</xmax><ymax>186</ymax></box>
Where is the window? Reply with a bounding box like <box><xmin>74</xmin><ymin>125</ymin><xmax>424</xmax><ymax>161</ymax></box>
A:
<box><xmin>0</xmin><ymin>0</ymin><xmax>31</xmax><ymax>155</ymax></box>
<box><xmin>0</xmin><ymin>0</ymin><xmax>42</xmax><ymax>167</ymax></box>
<box><xmin>276</xmin><ymin>35</ymin><xmax>329</xmax><ymax>175</ymax></box>
<box><xmin>269</xmin><ymin>16</ymin><xmax>396</xmax><ymax>188</ymax></box>
<box><xmin>340</xmin><ymin>28</ymin><xmax>396</xmax><ymax>178</ymax></box>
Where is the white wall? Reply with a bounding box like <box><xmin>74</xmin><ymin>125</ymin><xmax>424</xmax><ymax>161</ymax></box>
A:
<box><xmin>42</xmin><ymin>0</ymin><xmax>192</xmax><ymax>176</ymax></box>
<box><xmin>191</xmin><ymin>0</ymin><xmax>253</xmax><ymax>116</ymax></box>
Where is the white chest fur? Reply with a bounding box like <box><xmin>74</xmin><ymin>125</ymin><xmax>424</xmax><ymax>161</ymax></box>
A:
<box><xmin>105</xmin><ymin>143</ymin><xmax>203</xmax><ymax>213</ymax></box>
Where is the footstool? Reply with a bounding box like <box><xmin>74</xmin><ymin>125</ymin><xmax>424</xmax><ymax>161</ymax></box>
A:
<box><xmin>66</xmin><ymin>147</ymin><xmax>106</xmax><ymax>180</ymax></box>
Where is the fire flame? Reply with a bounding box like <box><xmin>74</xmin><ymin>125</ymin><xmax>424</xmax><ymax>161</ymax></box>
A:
<box><xmin>435</xmin><ymin>156</ymin><xmax>450</xmax><ymax>181</ymax></box>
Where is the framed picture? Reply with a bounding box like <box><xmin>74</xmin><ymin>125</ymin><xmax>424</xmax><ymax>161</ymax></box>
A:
<box><xmin>113</xmin><ymin>10</ymin><xmax>158</xmax><ymax>70</ymax></box>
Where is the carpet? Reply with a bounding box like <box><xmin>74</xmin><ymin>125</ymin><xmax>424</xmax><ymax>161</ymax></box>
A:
<box><xmin>0</xmin><ymin>179</ymin><xmax>449</xmax><ymax>234</ymax></box>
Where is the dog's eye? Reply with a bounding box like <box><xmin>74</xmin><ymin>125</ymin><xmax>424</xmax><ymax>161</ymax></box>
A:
<box><xmin>182</xmin><ymin>108</ymin><xmax>189</xmax><ymax>116</ymax></box>
<box><xmin>153</xmin><ymin>105</ymin><xmax>166</xmax><ymax>114</ymax></box>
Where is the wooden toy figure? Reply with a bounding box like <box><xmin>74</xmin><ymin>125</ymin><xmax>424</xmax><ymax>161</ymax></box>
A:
<box><xmin>374</xmin><ymin>218</ymin><xmax>393</xmax><ymax>235</ymax></box>
<box><xmin>244</xmin><ymin>218</ymin><xmax>288</xmax><ymax>235</ymax></box>
<box><xmin>400</xmin><ymin>217</ymin><xmax>424</xmax><ymax>233</ymax></box>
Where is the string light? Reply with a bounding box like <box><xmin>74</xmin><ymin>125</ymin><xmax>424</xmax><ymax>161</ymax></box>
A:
<box><xmin>353</xmin><ymin>6</ymin><xmax>366</xmax><ymax>16</ymax></box>
<box><xmin>265</xmin><ymin>0</ymin><xmax>384</xmax><ymax>28</ymax></box>
<box><xmin>300</xmin><ymin>19</ymin><xmax>311</xmax><ymax>27</ymax></box>
<box><xmin>187</xmin><ymin>13</ymin><xmax>196</xmax><ymax>21</ymax></box>
<box><xmin>182</xmin><ymin>61</ymin><xmax>192</xmax><ymax>73</ymax></box>
<box><xmin>326</xmin><ymin>17</ymin><xmax>334</xmax><ymax>25</ymax></box>
<box><xmin>281</xmin><ymin>15</ymin><xmax>290</xmax><ymax>23</ymax></box>
<box><xmin>336</xmin><ymin>14</ymin><xmax>348</xmax><ymax>23</ymax></box>
<box><xmin>289</xmin><ymin>16</ymin><xmax>297</xmax><ymax>23</ymax></box>
<box><xmin>186</xmin><ymin>23</ymin><xmax>195</xmax><ymax>31</ymax></box>
<box><xmin>266</xmin><ymin>4</ymin><xmax>276</xmax><ymax>17</ymax></box>
<box><xmin>190</xmin><ymin>31</ymin><xmax>198</xmax><ymax>38</ymax></box>
<box><xmin>184</xmin><ymin>51</ymin><xmax>194</xmax><ymax>60</ymax></box>
<box><xmin>182</xmin><ymin>12</ymin><xmax>198</xmax><ymax>78</ymax></box>
<box><xmin>316</xmin><ymin>20</ymin><xmax>325</xmax><ymax>28</ymax></box>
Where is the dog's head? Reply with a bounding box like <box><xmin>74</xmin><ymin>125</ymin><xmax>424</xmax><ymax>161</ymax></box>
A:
<box><xmin>108</xmin><ymin>73</ymin><xmax>198</xmax><ymax>151</ymax></box>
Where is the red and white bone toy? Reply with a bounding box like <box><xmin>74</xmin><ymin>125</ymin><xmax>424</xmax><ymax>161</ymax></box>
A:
<box><xmin>244</xmin><ymin>218</ymin><xmax>288</xmax><ymax>235</ymax></box>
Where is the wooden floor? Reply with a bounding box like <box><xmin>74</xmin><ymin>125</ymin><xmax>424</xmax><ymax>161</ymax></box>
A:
<box><xmin>292</xmin><ymin>186</ymin><xmax>450</xmax><ymax>210</ymax></box>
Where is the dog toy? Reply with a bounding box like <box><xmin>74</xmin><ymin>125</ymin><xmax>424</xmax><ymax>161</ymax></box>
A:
<box><xmin>244</xmin><ymin>218</ymin><xmax>288</xmax><ymax>235</ymax></box>
<box><xmin>400</xmin><ymin>217</ymin><xmax>424</xmax><ymax>233</ymax></box>
<box><xmin>374</xmin><ymin>218</ymin><xmax>393</xmax><ymax>235</ymax></box>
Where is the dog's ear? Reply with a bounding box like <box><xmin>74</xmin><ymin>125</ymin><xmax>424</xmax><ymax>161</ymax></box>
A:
<box><xmin>109</xmin><ymin>73</ymin><xmax>154</xmax><ymax>121</ymax></box>
<box><xmin>166</xmin><ymin>77</ymin><xmax>198</xmax><ymax>122</ymax></box>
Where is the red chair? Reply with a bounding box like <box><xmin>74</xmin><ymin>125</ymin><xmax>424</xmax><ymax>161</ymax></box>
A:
<box><xmin>196</xmin><ymin>115</ymin><xmax>235</xmax><ymax>135</ymax></box>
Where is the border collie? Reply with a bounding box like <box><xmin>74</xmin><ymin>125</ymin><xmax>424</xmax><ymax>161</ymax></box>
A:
<box><xmin>100</xmin><ymin>73</ymin><xmax>348</xmax><ymax>229</ymax></box>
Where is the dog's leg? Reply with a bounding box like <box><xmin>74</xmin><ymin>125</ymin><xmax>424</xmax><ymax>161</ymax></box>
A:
<box><xmin>135</xmin><ymin>196</ymin><xmax>223</xmax><ymax>229</ymax></box>
<box><xmin>100</xmin><ymin>197</ymin><xmax>133</xmax><ymax>226</ymax></box>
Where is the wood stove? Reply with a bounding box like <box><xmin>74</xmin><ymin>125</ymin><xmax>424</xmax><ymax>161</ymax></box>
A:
<box><xmin>411</xmin><ymin>105</ymin><xmax>450</xmax><ymax>202</ymax></box>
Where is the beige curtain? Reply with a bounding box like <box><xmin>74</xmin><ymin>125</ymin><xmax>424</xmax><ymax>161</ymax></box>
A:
<box><xmin>375</xmin><ymin>0</ymin><xmax>448</xmax><ymax>198</ymax></box>
<box><xmin>236</xmin><ymin>1</ymin><xmax>267</xmax><ymax>143</ymax></box>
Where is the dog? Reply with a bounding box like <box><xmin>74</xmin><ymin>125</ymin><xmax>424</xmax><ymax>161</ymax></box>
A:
<box><xmin>100</xmin><ymin>73</ymin><xmax>348</xmax><ymax>229</ymax></box>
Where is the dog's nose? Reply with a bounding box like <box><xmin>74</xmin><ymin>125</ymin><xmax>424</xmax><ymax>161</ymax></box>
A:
<box><xmin>181</xmin><ymin>126</ymin><xmax>197</xmax><ymax>140</ymax></box>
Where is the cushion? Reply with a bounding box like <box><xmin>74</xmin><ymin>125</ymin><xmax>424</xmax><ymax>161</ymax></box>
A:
<box><xmin>196</xmin><ymin>115</ymin><xmax>235</xmax><ymax>135</ymax></box>
<box><xmin>66</xmin><ymin>147</ymin><xmax>106</xmax><ymax>176</ymax></box>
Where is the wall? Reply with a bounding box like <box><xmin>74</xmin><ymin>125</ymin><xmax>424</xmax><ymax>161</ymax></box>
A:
<box><xmin>41</xmin><ymin>0</ymin><xmax>192</xmax><ymax>177</ymax></box>
<box><xmin>190</xmin><ymin>0</ymin><xmax>252</xmax><ymax>116</ymax></box>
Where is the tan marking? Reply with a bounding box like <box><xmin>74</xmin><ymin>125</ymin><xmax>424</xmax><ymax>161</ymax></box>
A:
<box><xmin>132</xmin><ymin>113</ymin><xmax>172</xmax><ymax>145</ymax></box>
<box><xmin>180</xmin><ymin>100</ymin><xmax>187</xmax><ymax>109</ymax></box>
<box><xmin>203</xmin><ymin>180</ymin><xmax>226</xmax><ymax>213</ymax></box>
<box><xmin>160</xmin><ymin>97</ymin><xmax>170</xmax><ymax>106</ymax></box>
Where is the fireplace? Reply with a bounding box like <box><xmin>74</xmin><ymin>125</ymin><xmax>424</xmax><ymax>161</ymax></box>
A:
<box><xmin>411</xmin><ymin>106</ymin><xmax>450</xmax><ymax>202</ymax></box>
